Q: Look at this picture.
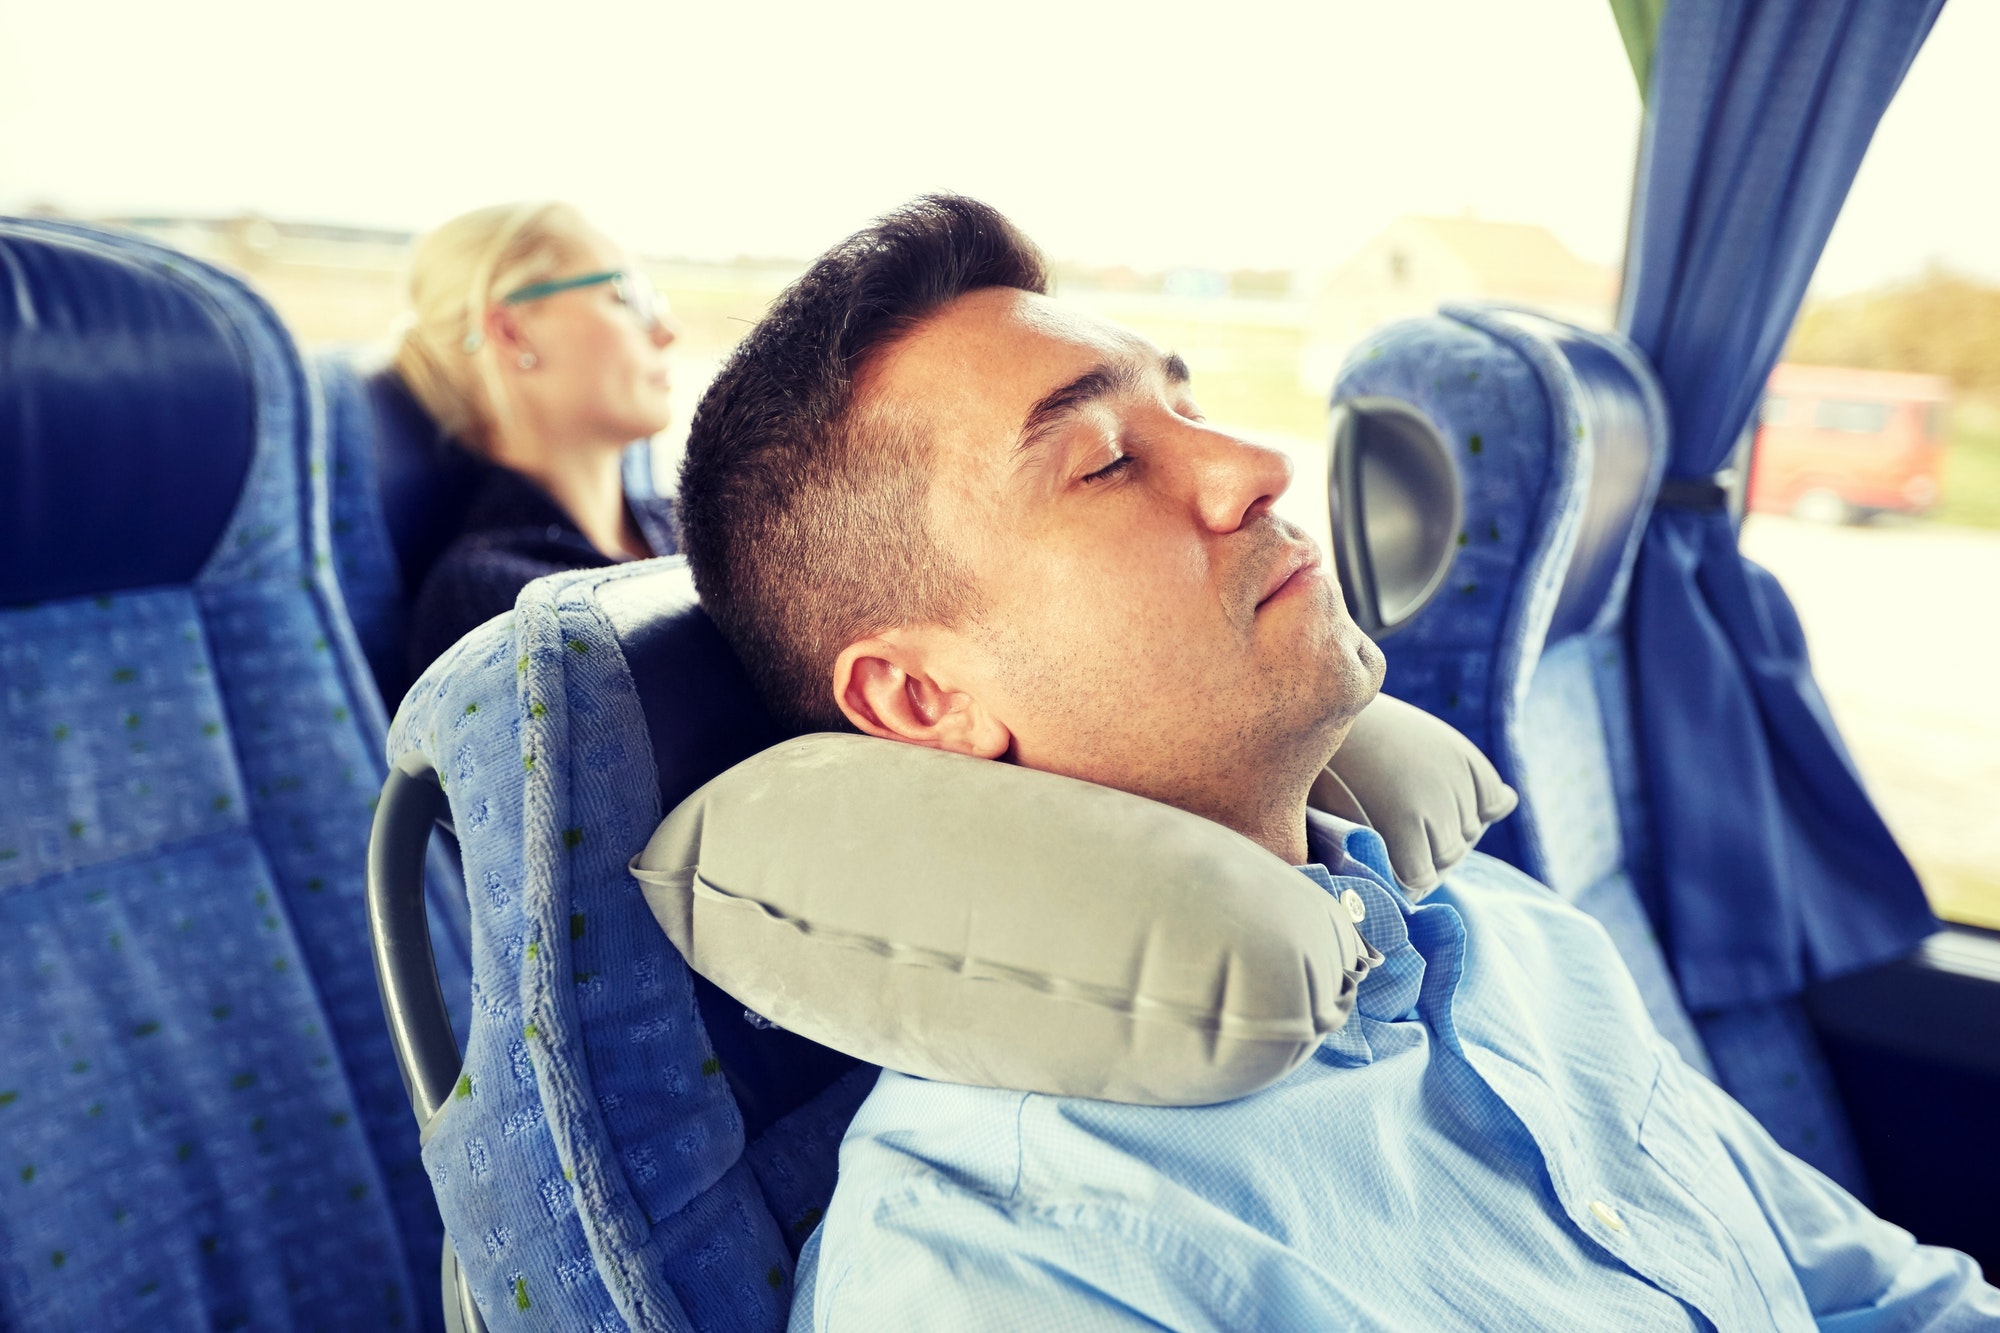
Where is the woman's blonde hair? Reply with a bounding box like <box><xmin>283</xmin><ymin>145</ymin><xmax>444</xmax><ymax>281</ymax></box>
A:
<box><xmin>392</xmin><ymin>201</ymin><xmax>588</xmax><ymax>451</ymax></box>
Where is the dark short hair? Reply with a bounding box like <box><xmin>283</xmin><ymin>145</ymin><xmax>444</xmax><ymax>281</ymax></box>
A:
<box><xmin>676</xmin><ymin>194</ymin><xmax>1050</xmax><ymax>730</ymax></box>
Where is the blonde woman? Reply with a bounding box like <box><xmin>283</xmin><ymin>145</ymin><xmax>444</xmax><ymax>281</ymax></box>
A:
<box><xmin>394</xmin><ymin>201</ymin><xmax>680</xmax><ymax>676</ymax></box>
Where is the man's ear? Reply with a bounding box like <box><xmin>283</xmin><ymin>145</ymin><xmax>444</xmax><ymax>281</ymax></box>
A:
<box><xmin>832</xmin><ymin>633</ymin><xmax>1011</xmax><ymax>759</ymax></box>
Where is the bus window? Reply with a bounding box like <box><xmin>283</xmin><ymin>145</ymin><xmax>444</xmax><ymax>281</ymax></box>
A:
<box><xmin>1748</xmin><ymin>366</ymin><xmax>1947</xmax><ymax>521</ymax></box>
<box><xmin>1744</xmin><ymin>0</ymin><xmax>2000</xmax><ymax>932</ymax></box>
<box><xmin>1812</xmin><ymin>399</ymin><xmax>1894</xmax><ymax>433</ymax></box>
<box><xmin>0</xmin><ymin>2</ymin><xmax>1644</xmax><ymax>574</ymax></box>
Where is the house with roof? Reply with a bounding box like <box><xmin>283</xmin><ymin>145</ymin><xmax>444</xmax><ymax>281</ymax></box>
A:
<box><xmin>1300</xmin><ymin>214</ymin><xmax>1618</xmax><ymax>394</ymax></box>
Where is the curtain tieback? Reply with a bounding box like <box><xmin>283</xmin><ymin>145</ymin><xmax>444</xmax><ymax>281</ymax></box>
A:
<box><xmin>1654</xmin><ymin>474</ymin><xmax>1733</xmax><ymax>512</ymax></box>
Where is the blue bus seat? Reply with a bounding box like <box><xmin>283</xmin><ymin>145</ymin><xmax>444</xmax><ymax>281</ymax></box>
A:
<box><xmin>1330</xmin><ymin>305</ymin><xmax>1868</xmax><ymax>1192</ymax></box>
<box><xmin>315</xmin><ymin>352</ymin><xmax>485</xmax><ymax>712</ymax></box>
<box><xmin>0</xmin><ymin>218</ymin><xmax>471</xmax><ymax>1331</ymax></box>
<box><xmin>388</xmin><ymin>557</ymin><xmax>870</xmax><ymax>1331</ymax></box>
<box><xmin>314</xmin><ymin>350</ymin><xmax>678</xmax><ymax>715</ymax></box>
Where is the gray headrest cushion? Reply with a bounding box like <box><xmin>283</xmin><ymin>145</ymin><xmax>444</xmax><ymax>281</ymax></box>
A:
<box><xmin>1311</xmin><ymin>693</ymin><xmax>1518</xmax><ymax>897</ymax></box>
<box><xmin>630</xmin><ymin>734</ymin><xmax>1379</xmax><ymax>1107</ymax></box>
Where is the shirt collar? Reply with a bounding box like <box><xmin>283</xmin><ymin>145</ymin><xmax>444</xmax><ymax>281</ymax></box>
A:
<box><xmin>1298</xmin><ymin>809</ymin><xmax>1427</xmax><ymax>1048</ymax></box>
<box><xmin>1304</xmin><ymin>809</ymin><xmax>1402</xmax><ymax>892</ymax></box>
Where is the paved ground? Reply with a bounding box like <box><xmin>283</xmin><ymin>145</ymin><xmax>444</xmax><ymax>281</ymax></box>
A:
<box><xmin>1741</xmin><ymin>515</ymin><xmax>2000</xmax><ymax>930</ymax></box>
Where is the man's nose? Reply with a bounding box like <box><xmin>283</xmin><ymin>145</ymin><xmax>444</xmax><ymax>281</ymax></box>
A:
<box><xmin>1188</xmin><ymin>430</ymin><xmax>1292</xmax><ymax>534</ymax></box>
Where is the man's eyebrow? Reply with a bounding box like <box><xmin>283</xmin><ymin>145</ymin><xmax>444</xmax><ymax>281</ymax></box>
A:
<box><xmin>1015</xmin><ymin>350</ymin><xmax>1190</xmax><ymax>456</ymax></box>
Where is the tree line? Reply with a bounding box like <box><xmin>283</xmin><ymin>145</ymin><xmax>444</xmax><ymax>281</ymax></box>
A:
<box><xmin>1789</xmin><ymin>268</ymin><xmax>2000</xmax><ymax>398</ymax></box>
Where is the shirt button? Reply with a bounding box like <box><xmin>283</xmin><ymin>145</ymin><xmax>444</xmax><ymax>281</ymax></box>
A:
<box><xmin>1341</xmin><ymin>889</ymin><xmax>1367</xmax><ymax>923</ymax></box>
<box><xmin>1589</xmin><ymin>1200</ymin><xmax>1627</xmax><ymax>1233</ymax></box>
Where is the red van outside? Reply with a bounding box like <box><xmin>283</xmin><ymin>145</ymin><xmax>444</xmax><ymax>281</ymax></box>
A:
<box><xmin>1748</xmin><ymin>363</ymin><xmax>1951</xmax><ymax>522</ymax></box>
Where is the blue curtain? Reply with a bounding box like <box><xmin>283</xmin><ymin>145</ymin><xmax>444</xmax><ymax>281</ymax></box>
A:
<box><xmin>1618</xmin><ymin>0</ymin><xmax>1944</xmax><ymax>1011</ymax></box>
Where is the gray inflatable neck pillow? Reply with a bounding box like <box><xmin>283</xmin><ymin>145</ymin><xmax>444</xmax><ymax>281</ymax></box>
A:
<box><xmin>631</xmin><ymin>733</ymin><xmax>1383</xmax><ymax>1106</ymax></box>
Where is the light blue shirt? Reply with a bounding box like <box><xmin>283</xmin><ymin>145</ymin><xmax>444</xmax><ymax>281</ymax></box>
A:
<box><xmin>789</xmin><ymin>814</ymin><xmax>1997</xmax><ymax>1331</ymax></box>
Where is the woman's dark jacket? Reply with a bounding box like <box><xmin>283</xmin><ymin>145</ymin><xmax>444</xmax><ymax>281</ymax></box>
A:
<box><xmin>407</xmin><ymin>465</ymin><xmax>677</xmax><ymax>680</ymax></box>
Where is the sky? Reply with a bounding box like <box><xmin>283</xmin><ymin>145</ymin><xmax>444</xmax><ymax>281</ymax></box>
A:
<box><xmin>1</xmin><ymin>0</ymin><xmax>1993</xmax><ymax>294</ymax></box>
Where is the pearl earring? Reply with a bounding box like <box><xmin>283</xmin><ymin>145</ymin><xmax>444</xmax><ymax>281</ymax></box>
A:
<box><xmin>518</xmin><ymin>351</ymin><xmax>538</xmax><ymax>370</ymax></box>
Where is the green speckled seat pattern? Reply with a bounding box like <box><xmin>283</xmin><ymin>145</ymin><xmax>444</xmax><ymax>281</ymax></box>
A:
<box><xmin>394</xmin><ymin>558</ymin><xmax>871</xmax><ymax>1332</ymax></box>
<box><xmin>0</xmin><ymin>222</ymin><xmax>470</xmax><ymax>1331</ymax></box>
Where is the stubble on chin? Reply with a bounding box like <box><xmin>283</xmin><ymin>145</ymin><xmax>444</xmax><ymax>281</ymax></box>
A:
<box><xmin>1277</xmin><ymin>585</ymin><xmax>1385</xmax><ymax>770</ymax></box>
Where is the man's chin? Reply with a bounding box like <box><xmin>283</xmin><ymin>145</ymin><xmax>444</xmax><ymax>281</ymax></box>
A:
<box><xmin>1354</xmin><ymin>631</ymin><xmax>1387</xmax><ymax>696</ymax></box>
<box><xmin>1300</xmin><ymin>618</ymin><xmax>1385</xmax><ymax>744</ymax></box>
<box><xmin>1244</xmin><ymin>620</ymin><xmax>1383</xmax><ymax>774</ymax></box>
<box><xmin>1328</xmin><ymin>636</ymin><xmax>1385</xmax><ymax>733</ymax></box>
<box><xmin>1291</xmin><ymin>582</ymin><xmax>1384</xmax><ymax>695</ymax></box>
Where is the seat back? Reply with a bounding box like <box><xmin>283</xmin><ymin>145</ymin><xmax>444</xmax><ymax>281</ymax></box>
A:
<box><xmin>0</xmin><ymin>219</ymin><xmax>470</xmax><ymax>1331</ymax></box>
<box><xmin>389</xmin><ymin>558</ymin><xmax>869</xmax><ymax>1331</ymax></box>
<box><xmin>1330</xmin><ymin>307</ymin><xmax>1872</xmax><ymax>1191</ymax></box>
<box><xmin>315</xmin><ymin>351</ymin><xmax>489</xmax><ymax>709</ymax></box>
<box><xmin>1329</xmin><ymin>306</ymin><xmax>1705</xmax><ymax>1067</ymax></box>
<box><xmin>316</xmin><ymin>350</ymin><xmax>679</xmax><ymax>714</ymax></box>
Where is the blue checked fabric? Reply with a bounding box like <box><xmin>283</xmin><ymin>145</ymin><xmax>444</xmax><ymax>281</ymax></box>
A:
<box><xmin>790</xmin><ymin>814</ymin><xmax>1998</xmax><ymax>1332</ymax></box>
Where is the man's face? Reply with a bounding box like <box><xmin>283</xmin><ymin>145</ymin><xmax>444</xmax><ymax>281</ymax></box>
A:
<box><xmin>851</xmin><ymin>287</ymin><xmax>1384</xmax><ymax>825</ymax></box>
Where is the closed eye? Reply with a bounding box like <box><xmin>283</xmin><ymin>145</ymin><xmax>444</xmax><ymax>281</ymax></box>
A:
<box><xmin>1082</xmin><ymin>453</ymin><xmax>1135</xmax><ymax>484</ymax></box>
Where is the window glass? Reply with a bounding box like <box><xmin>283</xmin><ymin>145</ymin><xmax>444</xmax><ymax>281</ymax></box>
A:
<box><xmin>0</xmin><ymin>0</ymin><xmax>1640</xmax><ymax>550</ymax></box>
<box><xmin>1810</xmin><ymin>399</ymin><xmax>1893</xmax><ymax>434</ymax></box>
<box><xmin>1749</xmin><ymin>0</ymin><xmax>2000</xmax><ymax>929</ymax></box>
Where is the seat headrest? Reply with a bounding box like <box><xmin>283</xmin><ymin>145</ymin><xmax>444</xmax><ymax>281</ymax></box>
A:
<box><xmin>357</xmin><ymin>361</ymin><xmax>487</xmax><ymax>596</ymax></box>
<box><xmin>1514</xmin><ymin>314</ymin><xmax>1663</xmax><ymax>643</ymax></box>
<box><xmin>0</xmin><ymin>221</ymin><xmax>257</xmax><ymax>606</ymax></box>
<box><xmin>1327</xmin><ymin>306</ymin><xmax>1666</xmax><ymax>651</ymax></box>
<box><xmin>594</xmin><ymin>561</ymin><xmax>861</xmax><ymax>1135</ymax></box>
<box><xmin>596</xmin><ymin>563</ymin><xmax>789</xmax><ymax>812</ymax></box>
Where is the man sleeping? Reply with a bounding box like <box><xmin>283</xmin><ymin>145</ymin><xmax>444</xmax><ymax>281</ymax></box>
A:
<box><xmin>670</xmin><ymin>194</ymin><xmax>1997</xmax><ymax>1330</ymax></box>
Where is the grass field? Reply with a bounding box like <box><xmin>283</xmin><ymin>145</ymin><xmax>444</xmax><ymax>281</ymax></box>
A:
<box><xmin>1937</xmin><ymin>396</ymin><xmax>2000</xmax><ymax>530</ymax></box>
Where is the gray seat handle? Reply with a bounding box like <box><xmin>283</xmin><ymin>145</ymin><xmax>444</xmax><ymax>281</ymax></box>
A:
<box><xmin>367</xmin><ymin>751</ymin><xmax>463</xmax><ymax>1124</ymax></box>
<box><xmin>368</xmin><ymin>752</ymin><xmax>491</xmax><ymax>1332</ymax></box>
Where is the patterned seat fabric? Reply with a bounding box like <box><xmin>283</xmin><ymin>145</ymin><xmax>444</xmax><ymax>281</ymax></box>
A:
<box><xmin>1333</xmin><ymin>305</ymin><xmax>1867</xmax><ymax>1192</ymax></box>
<box><xmin>0</xmin><ymin>219</ymin><xmax>471</xmax><ymax>1331</ymax></box>
<box><xmin>394</xmin><ymin>558</ymin><xmax>871</xmax><ymax>1331</ymax></box>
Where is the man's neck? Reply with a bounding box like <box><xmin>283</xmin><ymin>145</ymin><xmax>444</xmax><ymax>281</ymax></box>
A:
<box><xmin>1170</xmin><ymin>778</ymin><xmax>1313</xmax><ymax>865</ymax></box>
<box><xmin>1234</xmin><ymin>800</ymin><xmax>1311</xmax><ymax>866</ymax></box>
<box><xmin>1124</xmin><ymin>744</ymin><xmax>1330</xmax><ymax>866</ymax></box>
<box><xmin>1199</xmin><ymin>739</ymin><xmax>1337</xmax><ymax>865</ymax></box>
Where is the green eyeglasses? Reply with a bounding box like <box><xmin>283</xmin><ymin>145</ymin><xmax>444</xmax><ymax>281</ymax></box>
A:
<box><xmin>500</xmin><ymin>268</ymin><xmax>664</xmax><ymax>334</ymax></box>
